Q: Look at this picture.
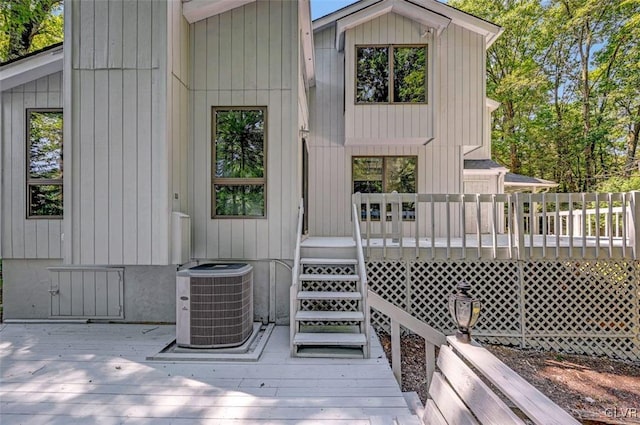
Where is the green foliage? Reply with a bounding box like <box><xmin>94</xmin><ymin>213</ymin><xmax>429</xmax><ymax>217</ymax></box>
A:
<box><xmin>0</xmin><ymin>0</ymin><xmax>63</xmax><ymax>62</ymax></box>
<box><xmin>450</xmin><ymin>0</ymin><xmax>640</xmax><ymax>193</ymax></box>
<box><xmin>596</xmin><ymin>175</ymin><xmax>640</xmax><ymax>193</ymax></box>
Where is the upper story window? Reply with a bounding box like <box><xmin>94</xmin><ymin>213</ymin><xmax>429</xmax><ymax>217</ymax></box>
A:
<box><xmin>212</xmin><ymin>107</ymin><xmax>267</xmax><ymax>218</ymax></box>
<box><xmin>27</xmin><ymin>109</ymin><xmax>63</xmax><ymax>218</ymax></box>
<box><xmin>355</xmin><ymin>45</ymin><xmax>427</xmax><ymax>104</ymax></box>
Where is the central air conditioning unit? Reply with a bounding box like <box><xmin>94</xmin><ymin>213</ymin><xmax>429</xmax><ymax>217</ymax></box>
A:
<box><xmin>176</xmin><ymin>263</ymin><xmax>253</xmax><ymax>348</ymax></box>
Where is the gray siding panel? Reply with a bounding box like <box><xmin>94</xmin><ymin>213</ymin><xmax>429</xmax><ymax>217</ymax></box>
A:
<box><xmin>1</xmin><ymin>72</ymin><xmax>64</xmax><ymax>259</ymax></box>
<box><xmin>190</xmin><ymin>0</ymin><xmax>300</xmax><ymax>261</ymax></box>
<box><xmin>68</xmin><ymin>0</ymin><xmax>169</xmax><ymax>265</ymax></box>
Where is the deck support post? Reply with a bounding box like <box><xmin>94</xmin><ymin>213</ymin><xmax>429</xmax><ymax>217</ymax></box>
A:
<box><xmin>629</xmin><ymin>191</ymin><xmax>640</xmax><ymax>260</ymax></box>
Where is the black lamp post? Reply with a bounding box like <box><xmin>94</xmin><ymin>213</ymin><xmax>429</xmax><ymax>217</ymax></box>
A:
<box><xmin>448</xmin><ymin>280</ymin><xmax>481</xmax><ymax>343</ymax></box>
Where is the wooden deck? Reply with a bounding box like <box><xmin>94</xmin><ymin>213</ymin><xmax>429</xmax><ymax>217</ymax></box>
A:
<box><xmin>0</xmin><ymin>323</ymin><xmax>413</xmax><ymax>424</ymax></box>
<box><xmin>303</xmin><ymin>235</ymin><xmax>631</xmax><ymax>260</ymax></box>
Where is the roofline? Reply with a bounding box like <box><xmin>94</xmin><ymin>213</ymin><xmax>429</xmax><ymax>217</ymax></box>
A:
<box><xmin>313</xmin><ymin>0</ymin><xmax>502</xmax><ymax>46</ymax></box>
<box><xmin>0</xmin><ymin>43</ymin><xmax>63</xmax><ymax>92</ymax></box>
<box><xmin>0</xmin><ymin>41</ymin><xmax>63</xmax><ymax>67</ymax></box>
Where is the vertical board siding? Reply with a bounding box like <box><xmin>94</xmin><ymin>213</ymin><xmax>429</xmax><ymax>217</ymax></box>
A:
<box><xmin>190</xmin><ymin>0</ymin><xmax>300</xmax><ymax>261</ymax></box>
<box><xmin>344</xmin><ymin>13</ymin><xmax>434</xmax><ymax>144</ymax></box>
<box><xmin>308</xmin><ymin>17</ymin><xmax>474</xmax><ymax>237</ymax></box>
<box><xmin>437</xmin><ymin>24</ymin><xmax>484</xmax><ymax>148</ymax></box>
<box><xmin>49</xmin><ymin>268</ymin><xmax>124</xmax><ymax>318</ymax></box>
<box><xmin>69</xmin><ymin>0</ymin><xmax>169</xmax><ymax>265</ymax></box>
<box><xmin>1</xmin><ymin>72</ymin><xmax>64</xmax><ymax>259</ymax></box>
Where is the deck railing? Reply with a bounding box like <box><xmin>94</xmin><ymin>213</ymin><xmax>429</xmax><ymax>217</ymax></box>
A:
<box><xmin>368</xmin><ymin>290</ymin><xmax>445</xmax><ymax>387</ymax></box>
<box><xmin>352</xmin><ymin>191</ymin><xmax>640</xmax><ymax>260</ymax></box>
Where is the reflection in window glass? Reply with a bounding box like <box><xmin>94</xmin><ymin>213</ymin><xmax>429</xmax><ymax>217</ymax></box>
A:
<box><xmin>27</xmin><ymin>109</ymin><xmax>63</xmax><ymax>218</ymax></box>
<box><xmin>356</xmin><ymin>47</ymin><xmax>389</xmax><ymax>103</ymax></box>
<box><xmin>212</xmin><ymin>107</ymin><xmax>266</xmax><ymax>217</ymax></box>
<box><xmin>355</xmin><ymin>45</ymin><xmax>427</xmax><ymax>104</ymax></box>
<box><xmin>214</xmin><ymin>185</ymin><xmax>265</xmax><ymax>217</ymax></box>
<box><xmin>393</xmin><ymin>46</ymin><xmax>426</xmax><ymax>103</ymax></box>
<box><xmin>29</xmin><ymin>184</ymin><xmax>63</xmax><ymax>217</ymax></box>
<box><xmin>352</xmin><ymin>156</ymin><xmax>417</xmax><ymax>220</ymax></box>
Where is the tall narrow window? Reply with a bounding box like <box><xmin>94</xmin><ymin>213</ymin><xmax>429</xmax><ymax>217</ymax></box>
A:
<box><xmin>352</xmin><ymin>156</ymin><xmax>417</xmax><ymax>220</ymax></box>
<box><xmin>27</xmin><ymin>109</ymin><xmax>63</xmax><ymax>218</ymax></box>
<box><xmin>355</xmin><ymin>45</ymin><xmax>427</xmax><ymax>104</ymax></box>
<box><xmin>212</xmin><ymin>107</ymin><xmax>267</xmax><ymax>218</ymax></box>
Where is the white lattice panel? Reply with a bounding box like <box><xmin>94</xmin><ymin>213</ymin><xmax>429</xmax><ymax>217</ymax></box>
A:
<box><xmin>367</xmin><ymin>261</ymin><xmax>407</xmax><ymax>331</ymax></box>
<box><xmin>367</xmin><ymin>259</ymin><xmax>640</xmax><ymax>360</ymax></box>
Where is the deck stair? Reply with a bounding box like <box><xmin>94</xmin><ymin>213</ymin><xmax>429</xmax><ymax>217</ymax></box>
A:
<box><xmin>291</xmin><ymin>252</ymin><xmax>370</xmax><ymax>358</ymax></box>
<box><xmin>290</xmin><ymin>202</ymin><xmax>371</xmax><ymax>358</ymax></box>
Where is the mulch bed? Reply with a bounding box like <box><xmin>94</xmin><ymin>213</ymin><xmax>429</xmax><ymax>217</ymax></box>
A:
<box><xmin>378</xmin><ymin>332</ymin><xmax>640</xmax><ymax>424</ymax></box>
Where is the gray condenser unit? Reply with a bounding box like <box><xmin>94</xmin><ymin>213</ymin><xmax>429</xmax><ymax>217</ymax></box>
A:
<box><xmin>176</xmin><ymin>263</ymin><xmax>253</xmax><ymax>348</ymax></box>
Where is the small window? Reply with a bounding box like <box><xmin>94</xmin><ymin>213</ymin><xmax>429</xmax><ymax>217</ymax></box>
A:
<box><xmin>356</xmin><ymin>45</ymin><xmax>427</xmax><ymax>104</ymax></box>
<box><xmin>27</xmin><ymin>109</ymin><xmax>63</xmax><ymax>218</ymax></box>
<box><xmin>353</xmin><ymin>156</ymin><xmax>417</xmax><ymax>220</ymax></box>
<box><xmin>212</xmin><ymin>107</ymin><xmax>267</xmax><ymax>218</ymax></box>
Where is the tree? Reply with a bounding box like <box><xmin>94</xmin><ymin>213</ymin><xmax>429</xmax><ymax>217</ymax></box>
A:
<box><xmin>0</xmin><ymin>0</ymin><xmax>63</xmax><ymax>62</ymax></box>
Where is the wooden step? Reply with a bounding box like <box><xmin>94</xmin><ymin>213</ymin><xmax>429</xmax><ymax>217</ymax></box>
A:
<box><xmin>293</xmin><ymin>332</ymin><xmax>367</xmax><ymax>346</ymax></box>
<box><xmin>295</xmin><ymin>311</ymin><xmax>364</xmax><ymax>321</ymax></box>
<box><xmin>297</xmin><ymin>291</ymin><xmax>362</xmax><ymax>300</ymax></box>
<box><xmin>300</xmin><ymin>258</ymin><xmax>358</xmax><ymax>265</ymax></box>
<box><xmin>298</xmin><ymin>273</ymin><xmax>359</xmax><ymax>282</ymax></box>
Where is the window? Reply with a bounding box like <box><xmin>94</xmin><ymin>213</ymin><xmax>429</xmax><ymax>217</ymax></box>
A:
<box><xmin>27</xmin><ymin>109</ymin><xmax>63</xmax><ymax>218</ymax></box>
<box><xmin>356</xmin><ymin>45</ymin><xmax>427</xmax><ymax>104</ymax></box>
<box><xmin>212</xmin><ymin>107</ymin><xmax>266</xmax><ymax>218</ymax></box>
<box><xmin>352</xmin><ymin>156</ymin><xmax>417</xmax><ymax>220</ymax></box>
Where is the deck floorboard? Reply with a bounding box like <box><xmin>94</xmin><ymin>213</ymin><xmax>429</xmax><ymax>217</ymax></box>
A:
<box><xmin>0</xmin><ymin>324</ymin><xmax>410</xmax><ymax>424</ymax></box>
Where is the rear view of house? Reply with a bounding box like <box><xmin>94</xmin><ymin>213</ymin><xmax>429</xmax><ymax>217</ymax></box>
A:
<box><xmin>1</xmin><ymin>0</ymin><xmax>502</xmax><ymax>329</ymax></box>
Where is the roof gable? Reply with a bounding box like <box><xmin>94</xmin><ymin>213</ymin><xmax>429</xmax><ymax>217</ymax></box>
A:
<box><xmin>314</xmin><ymin>0</ymin><xmax>502</xmax><ymax>49</ymax></box>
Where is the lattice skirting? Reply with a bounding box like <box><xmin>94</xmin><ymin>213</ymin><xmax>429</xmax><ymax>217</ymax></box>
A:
<box><xmin>368</xmin><ymin>259</ymin><xmax>640</xmax><ymax>361</ymax></box>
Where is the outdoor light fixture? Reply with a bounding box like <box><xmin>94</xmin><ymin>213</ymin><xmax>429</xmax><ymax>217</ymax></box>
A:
<box><xmin>448</xmin><ymin>280</ymin><xmax>481</xmax><ymax>343</ymax></box>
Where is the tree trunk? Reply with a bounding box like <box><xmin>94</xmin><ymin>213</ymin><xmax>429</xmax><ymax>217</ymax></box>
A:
<box><xmin>623</xmin><ymin>109</ymin><xmax>640</xmax><ymax>177</ymax></box>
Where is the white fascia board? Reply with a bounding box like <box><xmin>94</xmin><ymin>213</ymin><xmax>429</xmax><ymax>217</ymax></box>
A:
<box><xmin>299</xmin><ymin>0</ymin><xmax>316</xmax><ymax>87</ymax></box>
<box><xmin>0</xmin><ymin>47</ymin><xmax>63</xmax><ymax>92</ymax></box>
<box><xmin>335</xmin><ymin>0</ymin><xmax>451</xmax><ymax>51</ymax></box>
<box><xmin>313</xmin><ymin>0</ymin><xmax>381</xmax><ymax>32</ymax></box>
<box><xmin>182</xmin><ymin>0</ymin><xmax>255</xmax><ymax>24</ymax></box>
<box><xmin>464</xmin><ymin>168</ymin><xmax>508</xmax><ymax>176</ymax></box>
<box><xmin>411</xmin><ymin>0</ymin><xmax>502</xmax><ymax>45</ymax></box>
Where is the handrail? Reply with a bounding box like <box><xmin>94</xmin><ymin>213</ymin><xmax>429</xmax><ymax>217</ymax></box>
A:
<box><xmin>352</xmin><ymin>202</ymin><xmax>370</xmax><ymax>358</ymax></box>
<box><xmin>290</xmin><ymin>199</ymin><xmax>305</xmax><ymax>355</ymax></box>
<box><xmin>353</xmin><ymin>191</ymin><xmax>637</xmax><ymax>260</ymax></box>
<box><xmin>368</xmin><ymin>290</ymin><xmax>445</xmax><ymax>387</ymax></box>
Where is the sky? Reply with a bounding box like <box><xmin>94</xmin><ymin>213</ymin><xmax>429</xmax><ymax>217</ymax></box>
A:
<box><xmin>311</xmin><ymin>0</ymin><xmax>359</xmax><ymax>20</ymax></box>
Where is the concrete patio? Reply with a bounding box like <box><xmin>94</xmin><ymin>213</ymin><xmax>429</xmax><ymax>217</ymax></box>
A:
<box><xmin>0</xmin><ymin>323</ymin><xmax>415</xmax><ymax>424</ymax></box>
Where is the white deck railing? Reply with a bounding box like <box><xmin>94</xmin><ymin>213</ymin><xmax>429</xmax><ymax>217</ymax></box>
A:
<box><xmin>352</xmin><ymin>191</ymin><xmax>640</xmax><ymax>260</ymax></box>
<box><xmin>352</xmin><ymin>203</ymin><xmax>371</xmax><ymax>358</ymax></box>
<box><xmin>290</xmin><ymin>199</ymin><xmax>305</xmax><ymax>355</ymax></box>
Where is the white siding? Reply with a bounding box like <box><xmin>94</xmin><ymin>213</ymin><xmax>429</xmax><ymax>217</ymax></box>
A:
<box><xmin>168</xmin><ymin>0</ymin><xmax>190</xmax><ymax>215</ymax></box>
<box><xmin>436</xmin><ymin>23</ymin><xmax>485</xmax><ymax>148</ymax></box>
<box><xmin>190</xmin><ymin>1</ymin><xmax>300</xmax><ymax>261</ymax></box>
<box><xmin>344</xmin><ymin>13</ymin><xmax>434</xmax><ymax>145</ymax></box>
<box><xmin>308</xmin><ymin>18</ymin><xmax>477</xmax><ymax>237</ymax></box>
<box><xmin>1</xmin><ymin>72</ymin><xmax>64</xmax><ymax>259</ymax></box>
<box><xmin>68</xmin><ymin>0</ymin><xmax>170</xmax><ymax>265</ymax></box>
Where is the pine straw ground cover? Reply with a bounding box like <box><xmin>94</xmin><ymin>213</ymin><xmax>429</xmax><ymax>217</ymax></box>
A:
<box><xmin>378</xmin><ymin>333</ymin><xmax>640</xmax><ymax>425</ymax></box>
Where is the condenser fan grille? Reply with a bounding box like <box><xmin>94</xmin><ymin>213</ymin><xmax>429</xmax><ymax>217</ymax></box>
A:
<box><xmin>177</xmin><ymin>265</ymin><xmax>254</xmax><ymax>348</ymax></box>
